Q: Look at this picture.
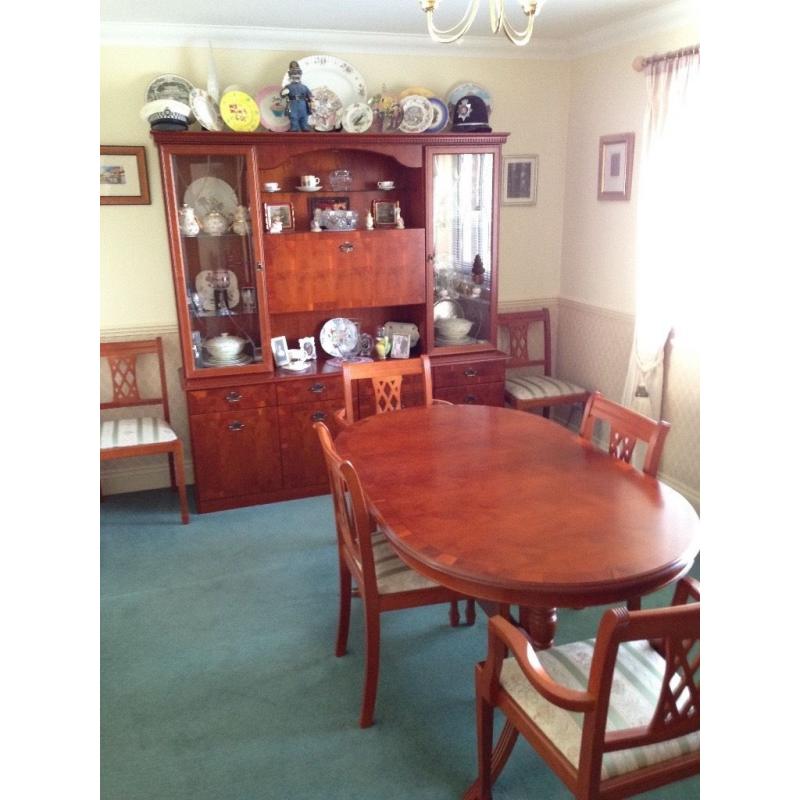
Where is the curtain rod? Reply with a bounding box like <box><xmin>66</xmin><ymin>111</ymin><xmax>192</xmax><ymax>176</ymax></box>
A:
<box><xmin>632</xmin><ymin>44</ymin><xmax>699</xmax><ymax>72</ymax></box>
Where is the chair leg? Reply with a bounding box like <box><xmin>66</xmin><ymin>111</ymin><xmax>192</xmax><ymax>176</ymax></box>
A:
<box><xmin>627</xmin><ymin>596</ymin><xmax>642</xmax><ymax>612</ymax></box>
<box><xmin>336</xmin><ymin>556</ymin><xmax>352</xmax><ymax>658</ymax></box>
<box><xmin>167</xmin><ymin>451</ymin><xmax>178</xmax><ymax>490</ymax></box>
<box><xmin>466</xmin><ymin>598</ymin><xmax>476</xmax><ymax>625</ymax></box>
<box><xmin>542</xmin><ymin>406</ymin><xmax>551</xmax><ymax>419</ymax></box>
<box><xmin>360</xmin><ymin>605</ymin><xmax>381</xmax><ymax>728</ymax></box>
<box><xmin>449</xmin><ymin>600</ymin><xmax>461</xmax><ymax>626</ymax></box>
<box><xmin>172</xmin><ymin>443</ymin><xmax>190</xmax><ymax>524</ymax></box>
<box><xmin>476</xmin><ymin>680</ymin><xmax>495</xmax><ymax>799</ymax></box>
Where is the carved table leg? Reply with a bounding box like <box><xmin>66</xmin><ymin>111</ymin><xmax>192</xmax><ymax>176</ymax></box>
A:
<box><xmin>462</xmin><ymin>721</ymin><xmax>520</xmax><ymax>800</ymax></box>
<box><xmin>519</xmin><ymin>605</ymin><xmax>558</xmax><ymax>650</ymax></box>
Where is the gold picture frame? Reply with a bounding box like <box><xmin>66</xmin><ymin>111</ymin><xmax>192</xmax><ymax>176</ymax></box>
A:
<box><xmin>100</xmin><ymin>145</ymin><xmax>150</xmax><ymax>205</ymax></box>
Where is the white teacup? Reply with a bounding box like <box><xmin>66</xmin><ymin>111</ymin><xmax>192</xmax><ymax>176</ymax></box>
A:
<box><xmin>300</xmin><ymin>175</ymin><xmax>321</xmax><ymax>188</ymax></box>
<box><xmin>263</xmin><ymin>182</ymin><xmax>280</xmax><ymax>192</ymax></box>
<box><xmin>377</xmin><ymin>181</ymin><xmax>395</xmax><ymax>190</ymax></box>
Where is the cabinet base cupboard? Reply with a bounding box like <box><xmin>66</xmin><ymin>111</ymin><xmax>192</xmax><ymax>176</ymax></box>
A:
<box><xmin>153</xmin><ymin>131</ymin><xmax>509</xmax><ymax>513</ymax></box>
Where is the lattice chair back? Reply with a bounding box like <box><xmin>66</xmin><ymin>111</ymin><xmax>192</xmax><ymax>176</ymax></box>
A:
<box><xmin>499</xmin><ymin>308</ymin><xmax>552</xmax><ymax>372</ymax></box>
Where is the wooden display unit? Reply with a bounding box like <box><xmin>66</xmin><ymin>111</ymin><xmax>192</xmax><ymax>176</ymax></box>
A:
<box><xmin>153</xmin><ymin>131</ymin><xmax>509</xmax><ymax>512</ymax></box>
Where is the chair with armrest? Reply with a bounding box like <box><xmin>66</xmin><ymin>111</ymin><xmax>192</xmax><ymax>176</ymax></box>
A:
<box><xmin>471</xmin><ymin>577</ymin><xmax>700</xmax><ymax>800</ymax></box>
<box><xmin>314</xmin><ymin>420</ymin><xmax>473</xmax><ymax>728</ymax></box>
<box><xmin>498</xmin><ymin>309</ymin><xmax>589</xmax><ymax>423</ymax></box>
<box><xmin>334</xmin><ymin>354</ymin><xmax>473</xmax><ymax>625</ymax></box>
<box><xmin>100</xmin><ymin>337</ymin><xmax>189</xmax><ymax>524</ymax></box>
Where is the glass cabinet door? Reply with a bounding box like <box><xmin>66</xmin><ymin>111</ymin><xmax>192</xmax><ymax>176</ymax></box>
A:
<box><xmin>166</xmin><ymin>150</ymin><xmax>269</xmax><ymax>376</ymax></box>
<box><xmin>430</xmin><ymin>151</ymin><xmax>495</xmax><ymax>350</ymax></box>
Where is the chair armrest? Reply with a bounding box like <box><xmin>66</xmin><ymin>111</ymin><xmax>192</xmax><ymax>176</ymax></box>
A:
<box><xmin>487</xmin><ymin>616</ymin><xmax>595</xmax><ymax>712</ymax></box>
<box><xmin>330</xmin><ymin>407</ymin><xmax>350</xmax><ymax>437</ymax></box>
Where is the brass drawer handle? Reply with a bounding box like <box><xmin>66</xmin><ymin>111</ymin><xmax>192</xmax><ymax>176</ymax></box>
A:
<box><xmin>309</xmin><ymin>383</ymin><xmax>326</xmax><ymax>394</ymax></box>
<box><xmin>228</xmin><ymin>421</ymin><xmax>246</xmax><ymax>431</ymax></box>
<box><xmin>225</xmin><ymin>391</ymin><xmax>242</xmax><ymax>403</ymax></box>
<box><xmin>464</xmin><ymin>368</ymin><xmax>479</xmax><ymax>378</ymax></box>
<box><xmin>339</xmin><ymin>241</ymin><xmax>354</xmax><ymax>254</ymax></box>
<box><xmin>311</xmin><ymin>411</ymin><xmax>328</xmax><ymax>422</ymax></box>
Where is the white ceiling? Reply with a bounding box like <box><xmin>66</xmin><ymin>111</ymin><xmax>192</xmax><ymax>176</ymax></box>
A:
<box><xmin>100</xmin><ymin>0</ymin><xmax>697</xmax><ymax>59</ymax></box>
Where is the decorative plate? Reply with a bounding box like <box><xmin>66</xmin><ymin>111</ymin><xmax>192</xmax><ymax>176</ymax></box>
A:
<box><xmin>399</xmin><ymin>95</ymin><xmax>434</xmax><ymax>134</ymax></box>
<box><xmin>195</xmin><ymin>269</ymin><xmax>240</xmax><ymax>312</ymax></box>
<box><xmin>189</xmin><ymin>88</ymin><xmax>224</xmax><ymax>132</ymax></box>
<box><xmin>256</xmin><ymin>84</ymin><xmax>290</xmax><ymax>132</ymax></box>
<box><xmin>295</xmin><ymin>185</ymin><xmax>323</xmax><ymax>192</ymax></box>
<box><xmin>202</xmin><ymin>352</ymin><xmax>254</xmax><ymax>367</ymax></box>
<box><xmin>383</xmin><ymin>321</ymin><xmax>420</xmax><ymax>347</ymax></box>
<box><xmin>433</xmin><ymin>298</ymin><xmax>465</xmax><ymax>320</ymax></box>
<box><xmin>446</xmin><ymin>81</ymin><xmax>493</xmax><ymax>117</ymax></box>
<box><xmin>282</xmin><ymin>360</ymin><xmax>312</xmax><ymax>372</ymax></box>
<box><xmin>184</xmin><ymin>176</ymin><xmax>239</xmax><ymax>221</ymax></box>
<box><xmin>309</xmin><ymin>86</ymin><xmax>343</xmax><ymax>132</ymax></box>
<box><xmin>399</xmin><ymin>86</ymin><xmax>435</xmax><ymax>100</ymax></box>
<box><xmin>340</xmin><ymin>102</ymin><xmax>374</xmax><ymax>134</ymax></box>
<box><xmin>146</xmin><ymin>74</ymin><xmax>194</xmax><ymax>107</ymax></box>
<box><xmin>283</xmin><ymin>55</ymin><xmax>367</xmax><ymax>110</ymax></box>
<box><xmin>320</xmin><ymin>318</ymin><xmax>360</xmax><ymax>357</ymax></box>
<box><xmin>219</xmin><ymin>90</ymin><xmax>260</xmax><ymax>132</ymax></box>
<box><xmin>426</xmin><ymin>97</ymin><xmax>449</xmax><ymax>133</ymax></box>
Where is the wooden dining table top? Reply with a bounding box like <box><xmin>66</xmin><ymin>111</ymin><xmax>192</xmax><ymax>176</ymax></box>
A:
<box><xmin>335</xmin><ymin>404</ymin><xmax>700</xmax><ymax>612</ymax></box>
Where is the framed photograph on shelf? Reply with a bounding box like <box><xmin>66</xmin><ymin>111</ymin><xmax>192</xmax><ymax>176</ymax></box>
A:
<box><xmin>372</xmin><ymin>200</ymin><xmax>399</xmax><ymax>227</ymax></box>
<box><xmin>264</xmin><ymin>202</ymin><xmax>295</xmax><ymax>231</ymax></box>
<box><xmin>502</xmin><ymin>154</ymin><xmax>538</xmax><ymax>205</ymax></box>
<box><xmin>308</xmin><ymin>196</ymin><xmax>349</xmax><ymax>215</ymax></box>
<box><xmin>271</xmin><ymin>336</ymin><xmax>290</xmax><ymax>367</ymax></box>
<box><xmin>298</xmin><ymin>336</ymin><xmax>317</xmax><ymax>361</ymax></box>
<box><xmin>390</xmin><ymin>333</ymin><xmax>410</xmax><ymax>359</ymax></box>
<box><xmin>100</xmin><ymin>145</ymin><xmax>150</xmax><ymax>205</ymax></box>
<box><xmin>597</xmin><ymin>133</ymin><xmax>635</xmax><ymax>201</ymax></box>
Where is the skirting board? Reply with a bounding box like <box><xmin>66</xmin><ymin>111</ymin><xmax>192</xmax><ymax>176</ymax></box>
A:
<box><xmin>101</xmin><ymin>461</ymin><xmax>195</xmax><ymax>496</ymax></box>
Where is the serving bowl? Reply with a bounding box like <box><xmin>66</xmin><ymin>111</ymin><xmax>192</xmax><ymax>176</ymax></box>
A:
<box><xmin>204</xmin><ymin>333</ymin><xmax>246</xmax><ymax>361</ymax></box>
<box><xmin>140</xmin><ymin>99</ymin><xmax>192</xmax><ymax>131</ymax></box>
<box><xmin>435</xmin><ymin>317</ymin><xmax>473</xmax><ymax>339</ymax></box>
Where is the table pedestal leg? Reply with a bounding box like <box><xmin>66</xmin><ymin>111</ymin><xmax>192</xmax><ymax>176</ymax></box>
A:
<box><xmin>462</xmin><ymin>721</ymin><xmax>519</xmax><ymax>800</ymax></box>
<box><xmin>519</xmin><ymin>605</ymin><xmax>558</xmax><ymax>650</ymax></box>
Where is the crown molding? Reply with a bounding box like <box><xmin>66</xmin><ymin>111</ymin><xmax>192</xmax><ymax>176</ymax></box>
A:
<box><xmin>100</xmin><ymin>2</ymin><xmax>697</xmax><ymax>61</ymax></box>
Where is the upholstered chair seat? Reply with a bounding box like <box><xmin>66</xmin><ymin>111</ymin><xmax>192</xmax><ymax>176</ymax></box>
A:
<box><xmin>505</xmin><ymin>367</ymin><xmax>587</xmax><ymax>405</ymax></box>
<box><xmin>100</xmin><ymin>417</ymin><xmax>178</xmax><ymax>450</ymax></box>
<box><xmin>371</xmin><ymin>530</ymin><xmax>443</xmax><ymax>594</ymax></box>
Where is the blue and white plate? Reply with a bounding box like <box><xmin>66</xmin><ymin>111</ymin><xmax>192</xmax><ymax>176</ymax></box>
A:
<box><xmin>426</xmin><ymin>97</ymin><xmax>449</xmax><ymax>133</ymax></box>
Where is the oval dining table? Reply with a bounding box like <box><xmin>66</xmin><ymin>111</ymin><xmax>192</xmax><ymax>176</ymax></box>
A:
<box><xmin>334</xmin><ymin>403</ymin><xmax>700</xmax><ymax>650</ymax></box>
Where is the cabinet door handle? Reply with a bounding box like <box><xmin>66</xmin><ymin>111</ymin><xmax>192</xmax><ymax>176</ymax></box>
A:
<box><xmin>225</xmin><ymin>391</ymin><xmax>242</xmax><ymax>403</ymax></box>
<box><xmin>256</xmin><ymin>261</ymin><xmax>264</xmax><ymax>272</ymax></box>
<box><xmin>311</xmin><ymin>411</ymin><xmax>328</xmax><ymax>422</ymax></box>
<box><xmin>339</xmin><ymin>242</ymin><xmax>354</xmax><ymax>254</ymax></box>
<box><xmin>464</xmin><ymin>394</ymin><xmax>477</xmax><ymax>404</ymax></box>
<box><xmin>464</xmin><ymin>368</ymin><xmax>478</xmax><ymax>378</ymax></box>
<box><xmin>309</xmin><ymin>383</ymin><xmax>326</xmax><ymax>394</ymax></box>
<box><xmin>228</xmin><ymin>421</ymin><xmax>246</xmax><ymax>431</ymax></box>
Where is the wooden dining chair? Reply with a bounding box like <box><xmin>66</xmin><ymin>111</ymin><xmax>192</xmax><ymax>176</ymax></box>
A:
<box><xmin>471</xmin><ymin>577</ymin><xmax>700</xmax><ymax>800</ymax></box>
<box><xmin>498</xmin><ymin>309</ymin><xmax>589</xmax><ymax>424</ymax></box>
<box><xmin>314</xmin><ymin>420</ymin><xmax>473</xmax><ymax>728</ymax></box>
<box><xmin>100</xmin><ymin>338</ymin><xmax>189</xmax><ymax>524</ymax></box>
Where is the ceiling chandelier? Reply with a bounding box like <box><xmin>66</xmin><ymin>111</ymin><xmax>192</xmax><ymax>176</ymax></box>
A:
<box><xmin>418</xmin><ymin>1</ymin><xmax>545</xmax><ymax>47</ymax></box>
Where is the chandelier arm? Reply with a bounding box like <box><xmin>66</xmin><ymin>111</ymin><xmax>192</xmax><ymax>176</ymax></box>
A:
<box><xmin>501</xmin><ymin>11</ymin><xmax>536</xmax><ymax>46</ymax></box>
<box><xmin>424</xmin><ymin>0</ymin><xmax>482</xmax><ymax>43</ymax></box>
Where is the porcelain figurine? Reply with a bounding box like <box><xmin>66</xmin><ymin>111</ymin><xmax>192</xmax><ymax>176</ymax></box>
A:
<box><xmin>231</xmin><ymin>205</ymin><xmax>251</xmax><ymax>236</ymax></box>
<box><xmin>280</xmin><ymin>61</ymin><xmax>313</xmax><ymax>131</ymax></box>
<box><xmin>270</xmin><ymin>218</ymin><xmax>283</xmax><ymax>234</ymax></box>
<box><xmin>178</xmin><ymin>204</ymin><xmax>200</xmax><ymax>236</ymax></box>
<box><xmin>365</xmin><ymin>212</ymin><xmax>374</xmax><ymax>231</ymax></box>
<box><xmin>201</xmin><ymin>210</ymin><xmax>229</xmax><ymax>236</ymax></box>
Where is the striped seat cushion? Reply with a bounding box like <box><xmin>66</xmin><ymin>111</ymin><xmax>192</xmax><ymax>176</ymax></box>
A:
<box><xmin>505</xmin><ymin>367</ymin><xmax>586</xmax><ymax>402</ymax></box>
<box><xmin>100</xmin><ymin>417</ymin><xmax>177</xmax><ymax>450</ymax></box>
<box><xmin>500</xmin><ymin>639</ymin><xmax>699</xmax><ymax>780</ymax></box>
<box><xmin>371</xmin><ymin>530</ymin><xmax>441</xmax><ymax>594</ymax></box>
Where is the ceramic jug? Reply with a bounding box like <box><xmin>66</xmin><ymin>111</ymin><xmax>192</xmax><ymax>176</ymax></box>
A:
<box><xmin>178</xmin><ymin>204</ymin><xmax>200</xmax><ymax>236</ymax></box>
<box><xmin>231</xmin><ymin>205</ymin><xmax>250</xmax><ymax>236</ymax></box>
<box><xmin>201</xmin><ymin>210</ymin><xmax>229</xmax><ymax>236</ymax></box>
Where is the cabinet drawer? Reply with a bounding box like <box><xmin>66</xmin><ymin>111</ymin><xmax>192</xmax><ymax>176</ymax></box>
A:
<box><xmin>276</xmin><ymin>375</ymin><xmax>344</xmax><ymax>405</ymax></box>
<box><xmin>187</xmin><ymin>383</ymin><xmax>277</xmax><ymax>414</ymax></box>
<box><xmin>433</xmin><ymin>360</ymin><xmax>506</xmax><ymax>388</ymax></box>
<box><xmin>435</xmin><ymin>382</ymin><xmax>505</xmax><ymax>407</ymax></box>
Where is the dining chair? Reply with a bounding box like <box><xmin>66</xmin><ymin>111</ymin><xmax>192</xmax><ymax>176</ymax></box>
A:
<box><xmin>314</xmin><ymin>420</ymin><xmax>473</xmax><ymax>728</ymax></box>
<box><xmin>100</xmin><ymin>337</ymin><xmax>189</xmax><ymax>524</ymax></box>
<box><xmin>471</xmin><ymin>577</ymin><xmax>699</xmax><ymax>800</ymax></box>
<box><xmin>498</xmin><ymin>309</ymin><xmax>589</xmax><ymax>424</ymax></box>
<box><xmin>335</xmin><ymin>354</ymin><xmax>475</xmax><ymax>626</ymax></box>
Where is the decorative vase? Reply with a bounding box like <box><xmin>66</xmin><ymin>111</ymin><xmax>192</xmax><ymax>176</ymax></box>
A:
<box><xmin>178</xmin><ymin>204</ymin><xmax>200</xmax><ymax>236</ymax></box>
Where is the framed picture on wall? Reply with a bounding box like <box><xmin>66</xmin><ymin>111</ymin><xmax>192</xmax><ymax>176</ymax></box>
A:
<box><xmin>597</xmin><ymin>133</ymin><xmax>635</xmax><ymax>201</ymax></box>
<box><xmin>502</xmin><ymin>155</ymin><xmax>538</xmax><ymax>205</ymax></box>
<box><xmin>100</xmin><ymin>145</ymin><xmax>150</xmax><ymax>205</ymax></box>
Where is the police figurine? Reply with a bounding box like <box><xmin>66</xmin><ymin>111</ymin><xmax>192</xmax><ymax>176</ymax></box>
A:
<box><xmin>280</xmin><ymin>61</ymin><xmax>313</xmax><ymax>131</ymax></box>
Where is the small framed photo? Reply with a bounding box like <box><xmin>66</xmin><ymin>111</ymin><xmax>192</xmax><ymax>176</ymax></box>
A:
<box><xmin>308</xmin><ymin>196</ymin><xmax>349</xmax><ymax>215</ymax></box>
<box><xmin>598</xmin><ymin>133</ymin><xmax>635</xmax><ymax>201</ymax></box>
<box><xmin>372</xmin><ymin>200</ymin><xmax>399</xmax><ymax>227</ymax></box>
<box><xmin>271</xmin><ymin>336</ymin><xmax>290</xmax><ymax>367</ymax></box>
<box><xmin>390</xmin><ymin>333</ymin><xmax>410</xmax><ymax>359</ymax></box>
<box><xmin>100</xmin><ymin>145</ymin><xmax>150</xmax><ymax>205</ymax></box>
<box><xmin>502</xmin><ymin>155</ymin><xmax>538</xmax><ymax>205</ymax></box>
<box><xmin>264</xmin><ymin>202</ymin><xmax>295</xmax><ymax>231</ymax></box>
<box><xmin>298</xmin><ymin>336</ymin><xmax>317</xmax><ymax>361</ymax></box>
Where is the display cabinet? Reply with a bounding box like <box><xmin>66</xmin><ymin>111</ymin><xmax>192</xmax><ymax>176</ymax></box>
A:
<box><xmin>153</xmin><ymin>131</ymin><xmax>508</xmax><ymax>512</ymax></box>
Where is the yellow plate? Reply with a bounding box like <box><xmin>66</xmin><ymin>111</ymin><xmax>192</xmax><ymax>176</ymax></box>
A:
<box><xmin>399</xmin><ymin>86</ymin><xmax>435</xmax><ymax>100</ymax></box>
<box><xmin>220</xmin><ymin>91</ymin><xmax>260</xmax><ymax>132</ymax></box>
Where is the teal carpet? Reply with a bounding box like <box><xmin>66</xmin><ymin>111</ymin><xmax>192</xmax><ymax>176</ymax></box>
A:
<box><xmin>101</xmin><ymin>489</ymin><xmax>699</xmax><ymax>799</ymax></box>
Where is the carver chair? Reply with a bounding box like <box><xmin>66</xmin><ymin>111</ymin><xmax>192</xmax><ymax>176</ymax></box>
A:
<box><xmin>498</xmin><ymin>309</ymin><xmax>589</xmax><ymax>424</ymax></box>
<box><xmin>334</xmin><ymin>354</ymin><xmax>474</xmax><ymax>626</ymax></box>
<box><xmin>315</xmin><ymin>420</ymin><xmax>473</xmax><ymax>728</ymax></box>
<box><xmin>470</xmin><ymin>577</ymin><xmax>700</xmax><ymax>800</ymax></box>
<box><xmin>100</xmin><ymin>337</ymin><xmax>189</xmax><ymax>524</ymax></box>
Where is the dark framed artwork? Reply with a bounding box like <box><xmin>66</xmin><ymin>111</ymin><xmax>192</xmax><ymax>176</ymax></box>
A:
<box><xmin>372</xmin><ymin>200</ymin><xmax>399</xmax><ymax>227</ymax></box>
<box><xmin>100</xmin><ymin>145</ymin><xmax>150</xmax><ymax>205</ymax></box>
<box><xmin>502</xmin><ymin>155</ymin><xmax>538</xmax><ymax>205</ymax></box>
